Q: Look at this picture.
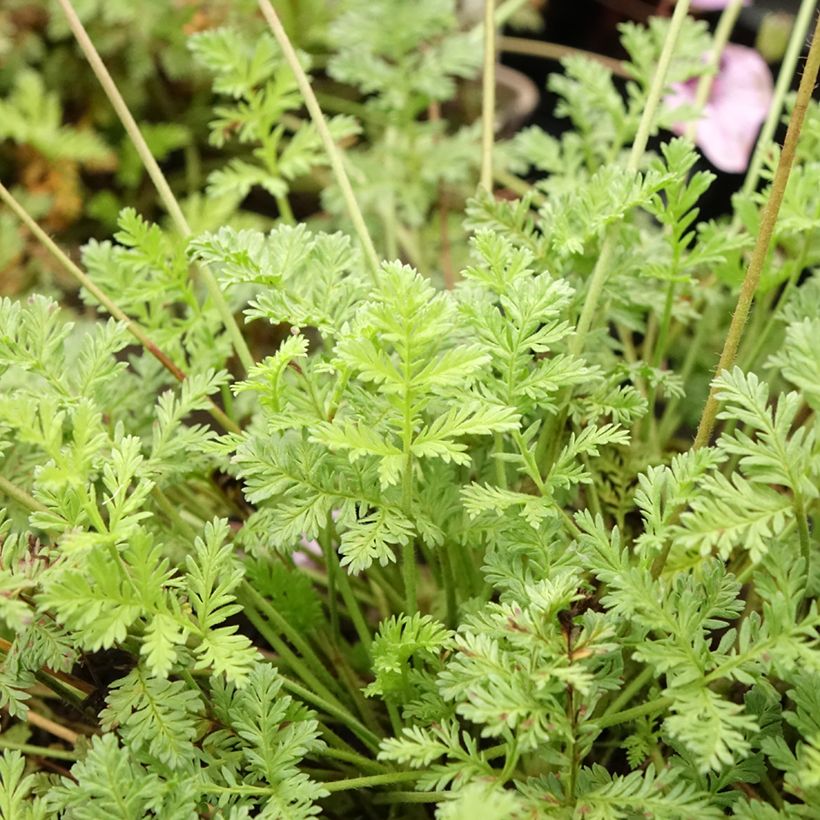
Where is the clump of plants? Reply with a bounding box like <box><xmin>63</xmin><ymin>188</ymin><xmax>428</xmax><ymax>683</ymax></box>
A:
<box><xmin>0</xmin><ymin>0</ymin><xmax>818</xmax><ymax>817</ymax></box>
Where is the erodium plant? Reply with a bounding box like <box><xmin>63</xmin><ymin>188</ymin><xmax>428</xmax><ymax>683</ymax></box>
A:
<box><xmin>0</xmin><ymin>1</ymin><xmax>818</xmax><ymax>817</ymax></box>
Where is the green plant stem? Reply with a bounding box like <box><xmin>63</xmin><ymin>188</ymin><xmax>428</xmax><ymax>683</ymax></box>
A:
<box><xmin>493</xmin><ymin>0</ymin><xmax>531</xmax><ymax>26</ymax></box>
<box><xmin>683</xmin><ymin>0</ymin><xmax>745</xmax><ymax>143</ymax></box>
<box><xmin>596</xmin><ymin>695</ymin><xmax>673</xmax><ymax>730</ymax></box>
<box><xmin>315</xmin><ymin>747</ymin><xmax>389</xmax><ymax>773</ymax></box>
<box><xmin>0</xmin><ymin>740</ymin><xmax>78</xmax><ymax>762</ymax></box>
<box><xmin>152</xmin><ymin>487</ymin><xmax>199</xmax><ymax>541</ymax></box>
<box><xmin>741</xmin><ymin>0</ymin><xmax>818</xmax><ymax>198</ymax></box>
<box><xmin>440</xmin><ymin>547</ymin><xmax>458</xmax><ymax>629</ymax></box>
<box><xmin>322</xmin><ymin>639</ymin><xmax>383</xmax><ymax>734</ymax></box>
<box><xmin>401</xmin><ymin>348</ymin><xmax>417</xmax><ymax>612</ymax></box>
<box><xmin>574</xmin><ymin>0</ymin><xmax>693</xmax><ymax>358</ymax></box>
<box><xmin>0</xmin><ymin>186</ymin><xmax>180</xmax><ymax>380</ymax></box>
<box><xmin>0</xmin><ymin>182</ymin><xmax>241</xmax><ymax>434</ymax></box>
<box><xmin>336</xmin><ymin>570</ymin><xmax>373</xmax><ymax>654</ymax></box>
<box><xmin>0</xmin><ymin>474</ymin><xmax>46</xmax><ymax>513</ymax></box>
<box><xmin>493</xmin><ymin>168</ymin><xmax>547</xmax><ymax>204</ymax></box>
<box><xmin>566</xmin><ymin>695</ymin><xmax>579</xmax><ymax>803</ymax></box>
<box><xmin>321</xmin><ymin>771</ymin><xmax>421</xmax><ymax>793</ymax></box>
<box><xmin>738</xmin><ymin>241</ymin><xmax>807</xmax><ymax>372</ymax></box>
<box><xmin>454</xmin><ymin>539</ymin><xmax>484</xmax><ymax>600</ymax></box>
<box><xmin>646</xmin><ymin>274</ymin><xmax>678</xmax><ymax>450</ymax></box>
<box><xmin>382</xmin><ymin>126</ymin><xmax>399</xmax><ymax>260</ymax></box>
<box><xmin>480</xmin><ymin>0</ymin><xmax>496</xmax><ymax>191</ymax></box>
<box><xmin>57</xmin><ymin>0</ymin><xmax>187</xmax><ymax>235</ymax></box>
<box><xmin>534</xmin><ymin>0</ymin><xmax>694</xmax><ymax>466</ymax></box>
<box><xmin>401</xmin><ymin>540</ymin><xmax>416</xmax><ymax>616</ymax></box>
<box><xmin>373</xmin><ymin>791</ymin><xmax>449</xmax><ymax>804</ymax></box>
<box><xmin>321</xmin><ymin>533</ymin><xmax>341</xmax><ymax>640</ymax></box>
<box><xmin>55</xmin><ymin>0</ymin><xmax>254</xmax><ymax>375</ymax></box>
<box><xmin>240</xmin><ymin>583</ymin><xmax>344</xmax><ymax>697</ymax></box>
<box><xmin>256</xmin><ymin>0</ymin><xmax>380</xmax><ymax>280</ymax></box>
<box><xmin>275</xmin><ymin>193</ymin><xmax>296</xmax><ymax>225</ymax></box>
<box><xmin>492</xmin><ymin>433</ymin><xmax>508</xmax><ymax>488</ymax></box>
<box><xmin>601</xmin><ymin>666</ymin><xmax>655</xmax><ymax>718</ymax></box>
<box><xmin>657</xmin><ymin>297</ymin><xmax>714</xmax><ymax>442</ymax></box>
<box><xmin>794</xmin><ymin>491</ymin><xmax>812</xmax><ymax>591</ymax></box>
<box><xmin>369</xmin><ymin>566</ymin><xmax>405</xmax><ymax>611</ymax></box>
<box><xmin>759</xmin><ymin>769</ymin><xmax>785</xmax><ymax>809</ymax></box>
<box><xmin>694</xmin><ymin>10</ymin><xmax>820</xmax><ymax>449</ymax></box>
<box><xmin>279</xmin><ymin>676</ymin><xmax>381</xmax><ymax>752</ymax></box>
<box><xmin>320</xmin><ymin>724</ymin><xmax>362</xmax><ymax>755</ymax></box>
<box><xmin>243</xmin><ymin>600</ymin><xmax>344</xmax><ymax>707</ymax></box>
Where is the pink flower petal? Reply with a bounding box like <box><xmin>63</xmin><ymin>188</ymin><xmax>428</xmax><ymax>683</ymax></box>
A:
<box><xmin>690</xmin><ymin>0</ymin><xmax>750</xmax><ymax>12</ymax></box>
<box><xmin>293</xmin><ymin>535</ymin><xmax>323</xmax><ymax>569</ymax></box>
<box><xmin>667</xmin><ymin>44</ymin><xmax>773</xmax><ymax>173</ymax></box>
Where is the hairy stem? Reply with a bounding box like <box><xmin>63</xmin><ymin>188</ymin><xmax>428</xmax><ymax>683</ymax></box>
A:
<box><xmin>694</xmin><ymin>10</ymin><xmax>820</xmax><ymax>449</ymax></box>
<box><xmin>256</xmin><ymin>0</ymin><xmax>381</xmax><ymax>279</ymax></box>
<box><xmin>481</xmin><ymin>0</ymin><xmax>497</xmax><ymax>191</ymax></box>
<box><xmin>315</xmin><ymin>746</ymin><xmax>389</xmax><ymax>773</ymax></box>
<box><xmin>56</xmin><ymin>0</ymin><xmax>255</xmax><ymax>374</ymax></box>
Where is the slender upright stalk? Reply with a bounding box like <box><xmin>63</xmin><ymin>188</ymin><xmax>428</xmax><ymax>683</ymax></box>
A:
<box><xmin>684</xmin><ymin>0</ymin><xmax>745</xmax><ymax>143</ymax></box>
<box><xmin>241</xmin><ymin>582</ymin><xmax>344</xmax><ymax>698</ymax></box>
<box><xmin>741</xmin><ymin>0</ymin><xmax>818</xmax><ymax>198</ymax></box>
<box><xmin>537</xmin><ymin>0</ymin><xmax>693</xmax><ymax>468</ymax></box>
<box><xmin>492</xmin><ymin>0</ymin><xmax>532</xmax><ymax>28</ymax></box>
<box><xmin>401</xmin><ymin>457</ymin><xmax>416</xmax><ymax>615</ymax></box>
<box><xmin>481</xmin><ymin>0</ymin><xmax>497</xmax><ymax>191</ymax></box>
<box><xmin>55</xmin><ymin>0</ymin><xmax>255</xmax><ymax>374</ymax></box>
<box><xmin>279</xmin><ymin>677</ymin><xmax>381</xmax><ymax>752</ymax></box>
<box><xmin>0</xmin><ymin>182</ymin><xmax>240</xmax><ymax>434</ymax></box>
<box><xmin>428</xmin><ymin>101</ymin><xmax>456</xmax><ymax>288</ymax></box>
<box><xmin>324</xmin><ymin>522</ymin><xmax>373</xmax><ymax>652</ymax></box>
<box><xmin>574</xmin><ymin>0</ymin><xmax>694</xmax><ymax>357</ymax></box>
<box><xmin>694</xmin><ymin>10</ymin><xmax>820</xmax><ymax>449</ymax></box>
<box><xmin>256</xmin><ymin>0</ymin><xmax>381</xmax><ymax>280</ymax></box>
<box><xmin>243</xmin><ymin>604</ymin><xmax>336</xmax><ymax>700</ymax></box>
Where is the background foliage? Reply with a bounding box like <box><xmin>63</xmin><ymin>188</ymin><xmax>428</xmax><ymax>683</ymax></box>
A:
<box><xmin>0</xmin><ymin>0</ymin><xmax>818</xmax><ymax>817</ymax></box>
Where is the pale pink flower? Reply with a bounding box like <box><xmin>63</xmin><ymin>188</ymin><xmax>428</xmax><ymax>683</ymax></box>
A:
<box><xmin>666</xmin><ymin>43</ymin><xmax>773</xmax><ymax>173</ymax></box>
<box><xmin>293</xmin><ymin>535</ymin><xmax>323</xmax><ymax>569</ymax></box>
<box><xmin>689</xmin><ymin>0</ymin><xmax>750</xmax><ymax>12</ymax></box>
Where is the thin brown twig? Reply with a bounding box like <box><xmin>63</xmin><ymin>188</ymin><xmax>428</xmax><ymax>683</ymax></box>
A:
<box><xmin>498</xmin><ymin>35</ymin><xmax>630</xmax><ymax>78</ymax></box>
<box><xmin>25</xmin><ymin>710</ymin><xmax>81</xmax><ymax>745</ymax></box>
